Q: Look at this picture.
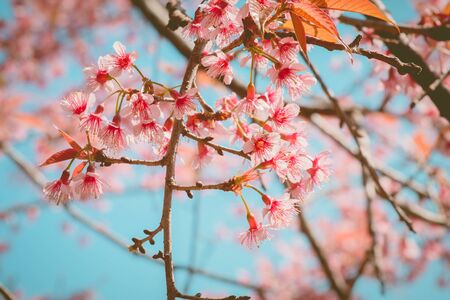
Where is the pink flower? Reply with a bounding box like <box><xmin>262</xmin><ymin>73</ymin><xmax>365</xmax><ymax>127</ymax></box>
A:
<box><xmin>73</xmin><ymin>166</ymin><xmax>105</xmax><ymax>200</ymax></box>
<box><xmin>216</xmin><ymin>93</ymin><xmax>239</xmax><ymax>112</ymax></box>
<box><xmin>129</xmin><ymin>92</ymin><xmax>159</xmax><ymax>121</ymax></box>
<box><xmin>172</xmin><ymin>88</ymin><xmax>197</xmax><ymax>119</ymax></box>
<box><xmin>267</xmin><ymin>63</ymin><xmax>315</xmax><ymax>99</ymax></box>
<box><xmin>61</xmin><ymin>92</ymin><xmax>93</xmax><ymax>116</ymax></box>
<box><xmin>306</xmin><ymin>151</ymin><xmax>332</xmax><ymax>190</ymax></box>
<box><xmin>103</xmin><ymin>41</ymin><xmax>137</xmax><ymax>76</ymax></box>
<box><xmin>201</xmin><ymin>51</ymin><xmax>233</xmax><ymax>85</ymax></box>
<box><xmin>239</xmin><ymin>213</ymin><xmax>270</xmax><ymax>248</ymax></box>
<box><xmin>262</xmin><ymin>194</ymin><xmax>301</xmax><ymax>228</ymax></box>
<box><xmin>281</xmin><ymin>130</ymin><xmax>308</xmax><ymax>149</ymax></box>
<box><xmin>269</xmin><ymin>100</ymin><xmax>300</xmax><ymax>130</ymax></box>
<box><xmin>271</xmin><ymin>37</ymin><xmax>299</xmax><ymax>62</ymax></box>
<box><xmin>289</xmin><ymin>178</ymin><xmax>309</xmax><ymax>200</ymax></box>
<box><xmin>281</xmin><ymin>151</ymin><xmax>311</xmax><ymax>183</ymax></box>
<box><xmin>212</xmin><ymin>22</ymin><xmax>242</xmax><ymax>48</ymax></box>
<box><xmin>234</xmin><ymin>84</ymin><xmax>269</xmax><ymax>115</ymax></box>
<box><xmin>133</xmin><ymin>119</ymin><xmax>164</xmax><ymax>143</ymax></box>
<box><xmin>80</xmin><ymin>104</ymin><xmax>106</xmax><ymax>135</ymax></box>
<box><xmin>99</xmin><ymin>115</ymin><xmax>132</xmax><ymax>152</ymax></box>
<box><xmin>183</xmin><ymin>11</ymin><xmax>208</xmax><ymax>39</ymax></box>
<box><xmin>243</xmin><ymin>131</ymin><xmax>281</xmax><ymax>165</ymax></box>
<box><xmin>43</xmin><ymin>170</ymin><xmax>72</xmax><ymax>205</ymax></box>
<box><xmin>201</xmin><ymin>0</ymin><xmax>239</xmax><ymax>28</ymax></box>
<box><xmin>84</xmin><ymin>56</ymin><xmax>113</xmax><ymax>92</ymax></box>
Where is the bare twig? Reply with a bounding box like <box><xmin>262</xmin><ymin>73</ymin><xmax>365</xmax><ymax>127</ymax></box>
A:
<box><xmin>298</xmin><ymin>213</ymin><xmax>347</xmax><ymax>300</ymax></box>
<box><xmin>0</xmin><ymin>283</ymin><xmax>15</xmax><ymax>300</ymax></box>
<box><xmin>182</xmin><ymin>130</ymin><xmax>249</xmax><ymax>159</ymax></box>
<box><xmin>301</xmin><ymin>54</ymin><xmax>415</xmax><ymax>232</ymax></box>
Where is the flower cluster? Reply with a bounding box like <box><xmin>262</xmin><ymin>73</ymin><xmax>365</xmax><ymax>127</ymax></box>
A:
<box><xmin>42</xmin><ymin>0</ymin><xmax>329</xmax><ymax>249</ymax></box>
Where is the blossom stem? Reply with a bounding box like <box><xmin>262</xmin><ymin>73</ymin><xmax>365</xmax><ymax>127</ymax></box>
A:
<box><xmin>239</xmin><ymin>193</ymin><xmax>251</xmax><ymax>216</ymax></box>
<box><xmin>111</xmin><ymin>77</ymin><xmax>125</xmax><ymax>91</ymax></box>
<box><xmin>245</xmin><ymin>184</ymin><xmax>265</xmax><ymax>197</ymax></box>
<box><xmin>114</xmin><ymin>91</ymin><xmax>122</xmax><ymax>114</ymax></box>
<box><xmin>249</xmin><ymin>52</ymin><xmax>255</xmax><ymax>85</ymax></box>
<box><xmin>132</xmin><ymin>64</ymin><xmax>146</xmax><ymax>79</ymax></box>
<box><xmin>65</xmin><ymin>157</ymin><xmax>76</xmax><ymax>171</ymax></box>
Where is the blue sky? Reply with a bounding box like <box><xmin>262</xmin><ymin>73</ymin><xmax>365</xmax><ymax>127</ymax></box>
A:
<box><xmin>1</xmin><ymin>1</ymin><xmax>449</xmax><ymax>299</ymax></box>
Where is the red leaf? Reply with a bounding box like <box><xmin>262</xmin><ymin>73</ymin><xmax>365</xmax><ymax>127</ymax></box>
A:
<box><xmin>39</xmin><ymin>148</ymin><xmax>78</xmax><ymax>167</ymax></box>
<box><xmin>54</xmin><ymin>126</ymin><xmax>82</xmax><ymax>151</ymax></box>
<box><xmin>72</xmin><ymin>161</ymin><xmax>87</xmax><ymax>177</ymax></box>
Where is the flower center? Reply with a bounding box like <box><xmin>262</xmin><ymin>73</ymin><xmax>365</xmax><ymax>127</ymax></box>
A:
<box><xmin>96</xmin><ymin>70</ymin><xmax>109</xmax><ymax>84</ymax></box>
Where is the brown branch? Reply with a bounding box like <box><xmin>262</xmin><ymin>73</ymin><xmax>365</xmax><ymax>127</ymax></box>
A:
<box><xmin>362</xmin><ymin>170</ymin><xmax>386</xmax><ymax>293</ymax></box>
<box><xmin>301</xmin><ymin>53</ymin><xmax>415</xmax><ymax>232</ymax></box>
<box><xmin>166</xmin><ymin>0</ymin><xmax>191</xmax><ymax>31</ymax></box>
<box><xmin>304</xmin><ymin>34</ymin><xmax>421</xmax><ymax>75</ymax></box>
<box><xmin>309</xmin><ymin>114</ymin><xmax>450</xmax><ymax>229</ymax></box>
<box><xmin>1</xmin><ymin>143</ymin><xmax>262</xmax><ymax>295</ymax></box>
<box><xmin>339</xmin><ymin>16</ymin><xmax>450</xmax><ymax>42</ymax></box>
<box><xmin>172</xmin><ymin>180</ymin><xmax>235</xmax><ymax>192</ymax></box>
<box><xmin>357</xmin><ymin>0</ymin><xmax>450</xmax><ymax>121</ymax></box>
<box><xmin>182</xmin><ymin>130</ymin><xmax>249</xmax><ymax>159</ymax></box>
<box><xmin>0</xmin><ymin>283</ymin><xmax>15</xmax><ymax>300</ymax></box>
<box><xmin>95</xmin><ymin>151</ymin><xmax>164</xmax><ymax>167</ymax></box>
<box><xmin>298</xmin><ymin>213</ymin><xmax>347</xmax><ymax>300</ymax></box>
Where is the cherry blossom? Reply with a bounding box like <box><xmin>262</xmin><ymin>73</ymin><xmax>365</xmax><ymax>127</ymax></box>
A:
<box><xmin>172</xmin><ymin>88</ymin><xmax>198</xmax><ymax>120</ymax></box>
<box><xmin>239</xmin><ymin>213</ymin><xmax>270</xmax><ymax>248</ymax></box>
<box><xmin>262</xmin><ymin>194</ymin><xmax>301</xmax><ymax>228</ymax></box>
<box><xmin>201</xmin><ymin>51</ymin><xmax>234</xmax><ymax>85</ymax></box>
<box><xmin>73</xmin><ymin>165</ymin><xmax>105</xmax><ymax>200</ymax></box>
<box><xmin>60</xmin><ymin>92</ymin><xmax>93</xmax><ymax>117</ymax></box>
<box><xmin>243</xmin><ymin>131</ymin><xmax>281</xmax><ymax>165</ymax></box>
<box><xmin>267</xmin><ymin>63</ymin><xmax>316</xmax><ymax>99</ymax></box>
<box><xmin>84</xmin><ymin>56</ymin><xmax>114</xmax><ymax>92</ymax></box>
<box><xmin>103</xmin><ymin>41</ymin><xmax>137</xmax><ymax>76</ymax></box>
<box><xmin>43</xmin><ymin>170</ymin><xmax>72</xmax><ymax>205</ymax></box>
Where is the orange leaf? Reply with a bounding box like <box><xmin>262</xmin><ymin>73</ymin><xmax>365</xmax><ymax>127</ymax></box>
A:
<box><xmin>289</xmin><ymin>12</ymin><xmax>308</xmax><ymax>57</ymax></box>
<box><xmin>54</xmin><ymin>126</ymin><xmax>82</xmax><ymax>151</ymax></box>
<box><xmin>303</xmin><ymin>21</ymin><xmax>339</xmax><ymax>43</ymax></box>
<box><xmin>72</xmin><ymin>161</ymin><xmax>87</xmax><ymax>177</ymax></box>
<box><xmin>40</xmin><ymin>148</ymin><xmax>78</xmax><ymax>167</ymax></box>
<box><xmin>308</xmin><ymin>0</ymin><xmax>397</xmax><ymax>28</ymax></box>
<box><xmin>282</xmin><ymin>19</ymin><xmax>338</xmax><ymax>43</ymax></box>
<box><xmin>292</xmin><ymin>2</ymin><xmax>340</xmax><ymax>40</ymax></box>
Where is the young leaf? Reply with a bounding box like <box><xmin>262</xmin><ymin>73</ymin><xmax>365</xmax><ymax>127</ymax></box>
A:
<box><xmin>291</xmin><ymin>2</ymin><xmax>351</xmax><ymax>54</ymax></box>
<box><xmin>39</xmin><ymin>148</ymin><xmax>78</xmax><ymax>167</ymax></box>
<box><xmin>289</xmin><ymin>12</ymin><xmax>308</xmax><ymax>57</ymax></box>
<box><xmin>54</xmin><ymin>125</ymin><xmax>82</xmax><ymax>151</ymax></box>
<box><xmin>282</xmin><ymin>19</ymin><xmax>338</xmax><ymax>43</ymax></box>
<box><xmin>72</xmin><ymin>161</ymin><xmax>88</xmax><ymax>177</ymax></box>
<box><xmin>308</xmin><ymin>0</ymin><xmax>397</xmax><ymax>28</ymax></box>
<box><xmin>291</xmin><ymin>2</ymin><xmax>340</xmax><ymax>41</ymax></box>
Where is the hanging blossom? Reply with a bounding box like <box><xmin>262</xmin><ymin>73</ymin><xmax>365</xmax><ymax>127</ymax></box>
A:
<box><xmin>306</xmin><ymin>151</ymin><xmax>332</xmax><ymax>191</ymax></box>
<box><xmin>262</xmin><ymin>194</ymin><xmax>301</xmax><ymax>228</ymax></box>
<box><xmin>73</xmin><ymin>165</ymin><xmax>105</xmax><ymax>201</ymax></box>
<box><xmin>43</xmin><ymin>170</ymin><xmax>72</xmax><ymax>205</ymax></box>
<box><xmin>240</xmin><ymin>212</ymin><xmax>270</xmax><ymax>248</ymax></box>
<box><xmin>100</xmin><ymin>114</ymin><xmax>133</xmax><ymax>152</ymax></box>
<box><xmin>201</xmin><ymin>51</ymin><xmax>234</xmax><ymax>85</ymax></box>
<box><xmin>171</xmin><ymin>88</ymin><xmax>198</xmax><ymax>120</ymax></box>
<box><xmin>267</xmin><ymin>62</ymin><xmax>316</xmax><ymax>99</ymax></box>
